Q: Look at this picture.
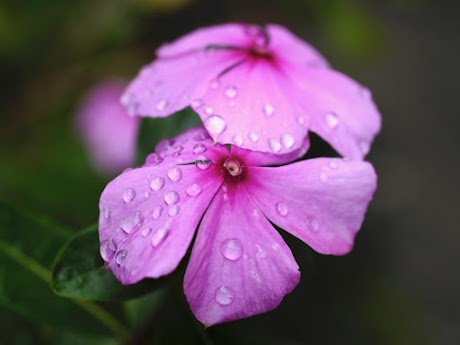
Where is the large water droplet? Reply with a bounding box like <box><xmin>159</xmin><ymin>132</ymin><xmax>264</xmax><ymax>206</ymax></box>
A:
<box><xmin>191</xmin><ymin>98</ymin><xmax>204</xmax><ymax>109</ymax></box>
<box><xmin>263</xmin><ymin>103</ymin><xmax>274</xmax><ymax>116</ymax></box>
<box><xmin>196</xmin><ymin>155</ymin><xmax>212</xmax><ymax>170</ymax></box>
<box><xmin>156</xmin><ymin>99</ymin><xmax>168</xmax><ymax>112</ymax></box>
<box><xmin>150</xmin><ymin>176</ymin><xmax>165</xmax><ymax>191</ymax></box>
<box><xmin>120</xmin><ymin>211</ymin><xmax>144</xmax><ymax>234</ymax></box>
<box><xmin>325</xmin><ymin>112</ymin><xmax>339</xmax><ymax>129</ymax></box>
<box><xmin>115</xmin><ymin>249</ymin><xmax>127</xmax><ymax>265</ymax></box>
<box><xmin>122</xmin><ymin>187</ymin><xmax>136</xmax><ymax>203</ymax></box>
<box><xmin>151</xmin><ymin>228</ymin><xmax>168</xmax><ymax>247</ymax></box>
<box><xmin>168</xmin><ymin>205</ymin><xmax>180</xmax><ymax>217</ymax></box>
<box><xmin>306</xmin><ymin>216</ymin><xmax>320</xmax><ymax>233</ymax></box>
<box><xmin>152</xmin><ymin>206</ymin><xmax>163</xmax><ymax>220</ymax></box>
<box><xmin>320</xmin><ymin>172</ymin><xmax>328</xmax><ymax>182</ymax></box>
<box><xmin>248</xmin><ymin>132</ymin><xmax>259</xmax><ymax>142</ymax></box>
<box><xmin>186</xmin><ymin>183</ymin><xmax>202</xmax><ymax>196</ymax></box>
<box><xmin>220</xmin><ymin>238</ymin><xmax>243</xmax><ymax>261</ymax></box>
<box><xmin>232</xmin><ymin>135</ymin><xmax>243</xmax><ymax>146</ymax></box>
<box><xmin>167</xmin><ymin>167</ymin><xmax>182</xmax><ymax>182</ymax></box>
<box><xmin>100</xmin><ymin>239</ymin><xmax>116</xmax><ymax>262</ymax></box>
<box><xmin>225</xmin><ymin>85</ymin><xmax>237</xmax><ymax>98</ymax></box>
<box><xmin>268</xmin><ymin>138</ymin><xmax>281</xmax><ymax>153</ymax></box>
<box><xmin>145</xmin><ymin>153</ymin><xmax>163</xmax><ymax>166</ymax></box>
<box><xmin>164</xmin><ymin>191</ymin><xmax>179</xmax><ymax>205</ymax></box>
<box><xmin>281</xmin><ymin>133</ymin><xmax>294</xmax><ymax>148</ymax></box>
<box><xmin>193</xmin><ymin>143</ymin><xmax>207</xmax><ymax>154</ymax></box>
<box><xmin>215</xmin><ymin>286</ymin><xmax>234</xmax><ymax>306</ymax></box>
<box><xmin>275</xmin><ymin>202</ymin><xmax>288</xmax><ymax>217</ymax></box>
<box><xmin>141</xmin><ymin>227</ymin><xmax>152</xmax><ymax>237</ymax></box>
<box><xmin>204</xmin><ymin>115</ymin><xmax>226</xmax><ymax>135</ymax></box>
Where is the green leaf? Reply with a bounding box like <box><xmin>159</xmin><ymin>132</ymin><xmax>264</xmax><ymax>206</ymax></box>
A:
<box><xmin>52</xmin><ymin>225</ymin><xmax>169</xmax><ymax>301</ymax></box>
<box><xmin>136</xmin><ymin>107</ymin><xmax>202</xmax><ymax>165</ymax></box>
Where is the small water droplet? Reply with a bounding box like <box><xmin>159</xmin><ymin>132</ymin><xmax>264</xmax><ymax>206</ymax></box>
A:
<box><xmin>100</xmin><ymin>205</ymin><xmax>111</xmax><ymax>229</ymax></box>
<box><xmin>156</xmin><ymin>99</ymin><xmax>168</xmax><ymax>112</ymax></box>
<box><xmin>248</xmin><ymin>132</ymin><xmax>259</xmax><ymax>142</ymax></box>
<box><xmin>191</xmin><ymin>98</ymin><xmax>204</xmax><ymax>109</ymax></box>
<box><xmin>215</xmin><ymin>286</ymin><xmax>234</xmax><ymax>306</ymax></box>
<box><xmin>252</xmin><ymin>208</ymin><xmax>262</xmax><ymax>218</ymax></box>
<box><xmin>360</xmin><ymin>87</ymin><xmax>372</xmax><ymax>99</ymax></box>
<box><xmin>325</xmin><ymin>112</ymin><xmax>339</xmax><ymax>129</ymax></box>
<box><xmin>263</xmin><ymin>103</ymin><xmax>274</xmax><ymax>116</ymax></box>
<box><xmin>100</xmin><ymin>239</ymin><xmax>116</xmax><ymax>262</ymax></box>
<box><xmin>268</xmin><ymin>138</ymin><xmax>281</xmax><ymax>153</ymax></box>
<box><xmin>151</xmin><ymin>228</ymin><xmax>168</xmax><ymax>247</ymax></box>
<box><xmin>193</xmin><ymin>143</ymin><xmax>207</xmax><ymax>154</ymax></box>
<box><xmin>320</xmin><ymin>172</ymin><xmax>328</xmax><ymax>182</ymax></box>
<box><xmin>255</xmin><ymin>244</ymin><xmax>267</xmax><ymax>259</ymax></box>
<box><xmin>152</xmin><ymin>206</ymin><xmax>163</xmax><ymax>220</ymax></box>
<box><xmin>272</xmin><ymin>243</ymin><xmax>280</xmax><ymax>251</ymax></box>
<box><xmin>225</xmin><ymin>85</ymin><xmax>237</xmax><ymax>98</ymax></box>
<box><xmin>150</xmin><ymin>176</ymin><xmax>165</xmax><ymax>191</ymax></box>
<box><xmin>306</xmin><ymin>216</ymin><xmax>320</xmax><ymax>233</ymax></box>
<box><xmin>145</xmin><ymin>153</ymin><xmax>163</xmax><ymax>166</ymax></box>
<box><xmin>115</xmin><ymin>249</ymin><xmax>127</xmax><ymax>265</ymax></box>
<box><xmin>167</xmin><ymin>167</ymin><xmax>182</xmax><ymax>182</ymax></box>
<box><xmin>164</xmin><ymin>191</ymin><xmax>179</xmax><ymax>205</ymax></box>
<box><xmin>297</xmin><ymin>116</ymin><xmax>305</xmax><ymax>125</ymax></box>
<box><xmin>141</xmin><ymin>227</ymin><xmax>152</xmax><ymax>237</ymax></box>
<box><xmin>210</xmin><ymin>79</ymin><xmax>220</xmax><ymax>89</ymax></box>
<box><xmin>281</xmin><ymin>133</ymin><xmax>295</xmax><ymax>148</ymax></box>
<box><xmin>120</xmin><ymin>92</ymin><xmax>132</xmax><ymax>106</ymax></box>
<box><xmin>275</xmin><ymin>202</ymin><xmax>288</xmax><ymax>217</ymax></box>
<box><xmin>204</xmin><ymin>106</ymin><xmax>214</xmax><ymax>115</ymax></box>
<box><xmin>232</xmin><ymin>135</ymin><xmax>243</xmax><ymax>146</ymax></box>
<box><xmin>196</xmin><ymin>155</ymin><xmax>212</xmax><ymax>170</ymax></box>
<box><xmin>220</xmin><ymin>239</ymin><xmax>243</xmax><ymax>261</ymax></box>
<box><xmin>122</xmin><ymin>187</ymin><xmax>136</xmax><ymax>203</ymax></box>
<box><xmin>144</xmin><ymin>191</ymin><xmax>150</xmax><ymax>198</ymax></box>
<box><xmin>204</xmin><ymin>115</ymin><xmax>226</xmax><ymax>135</ymax></box>
<box><xmin>193</xmin><ymin>129</ymin><xmax>210</xmax><ymax>141</ymax></box>
<box><xmin>168</xmin><ymin>205</ymin><xmax>180</xmax><ymax>217</ymax></box>
<box><xmin>186</xmin><ymin>183</ymin><xmax>202</xmax><ymax>196</ymax></box>
<box><xmin>120</xmin><ymin>211</ymin><xmax>144</xmax><ymax>234</ymax></box>
<box><xmin>328</xmin><ymin>160</ymin><xmax>338</xmax><ymax>169</ymax></box>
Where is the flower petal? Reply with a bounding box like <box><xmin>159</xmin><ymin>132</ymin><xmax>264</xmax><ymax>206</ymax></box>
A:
<box><xmin>184</xmin><ymin>187</ymin><xmax>300</xmax><ymax>326</ymax></box>
<box><xmin>99</xmin><ymin>163</ymin><xmax>221</xmax><ymax>284</ymax></box>
<box><xmin>245</xmin><ymin>158</ymin><xmax>377</xmax><ymax>255</ymax></box>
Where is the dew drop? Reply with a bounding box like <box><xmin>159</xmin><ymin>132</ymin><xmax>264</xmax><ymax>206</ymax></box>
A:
<box><xmin>151</xmin><ymin>228</ymin><xmax>168</xmax><ymax>247</ymax></box>
<box><xmin>196</xmin><ymin>155</ymin><xmax>212</xmax><ymax>170</ymax></box>
<box><xmin>255</xmin><ymin>244</ymin><xmax>268</xmax><ymax>259</ymax></box>
<box><xmin>164</xmin><ymin>191</ymin><xmax>179</xmax><ymax>205</ymax></box>
<box><xmin>115</xmin><ymin>249</ymin><xmax>127</xmax><ymax>265</ymax></box>
<box><xmin>100</xmin><ymin>205</ymin><xmax>111</xmax><ymax>229</ymax></box>
<box><xmin>145</xmin><ymin>153</ymin><xmax>163</xmax><ymax>166</ymax></box>
<box><xmin>120</xmin><ymin>211</ymin><xmax>143</xmax><ymax>234</ymax></box>
<box><xmin>220</xmin><ymin>238</ymin><xmax>243</xmax><ymax>261</ymax></box>
<box><xmin>150</xmin><ymin>176</ymin><xmax>165</xmax><ymax>191</ymax></box>
<box><xmin>297</xmin><ymin>116</ymin><xmax>305</xmax><ymax>125</ymax></box>
<box><xmin>122</xmin><ymin>187</ymin><xmax>136</xmax><ymax>203</ymax></box>
<box><xmin>167</xmin><ymin>167</ymin><xmax>182</xmax><ymax>182</ymax></box>
<box><xmin>204</xmin><ymin>106</ymin><xmax>214</xmax><ymax>115</ymax></box>
<box><xmin>275</xmin><ymin>202</ymin><xmax>288</xmax><ymax>217</ymax></box>
<box><xmin>156</xmin><ymin>99</ymin><xmax>168</xmax><ymax>112</ymax></box>
<box><xmin>263</xmin><ymin>103</ymin><xmax>274</xmax><ymax>116</ymax></box>
<box><xmin>191</xmin><ymin>98</ymin><xmax>204</xmax><ymax>109</ymax></box>
<box><xmin>248</xmin><ymin>132</ymin><xmax>259</xmax><ymax>142</ymax></box>
<box><xmin>281</xmin><ymin>133</ymin><xmax>295</xmax><ymax>148</ymax></box>
<box><xmin>168</xmin><ymin>205</ymin><xmax>180</xmax><ymax>217</ymax></box>
<box><xmin>268</xmin><ymin>138</ymin><xmax>281</xmax><ymax>153</ymax></box>
<box><xmin>204</xmin><ymin>115</ymin><xmax>226</xmax><ymax>135</ymax></box>
<box><xmin>210</xmin><ymin>79</ymin><xmax>220</xmax><ymax>89</ymax></box>
<box><xmin>152</xmin><ymin>206</ymin><xmax>163</xmax><ymax>220</ymax></box>
<box><xmin>193</xmin><ymin>129</ymin><xmax>210</xmax><ymax>141</ymax></box>
<box><xmin>232</xmin><ymin>135</ymin><xmax>243</xmax><ymax>146</ymax></box>
<box><xmin>186</xmin><ymin>183</ymin><xmax>202</xmax><ymax>196</ymax></box>
<box><xmin>100</xmin><ymin>239</ymin><xmax>116</xmax><ymax>262</ymax></box>
<box><xmin>141</xmin><ymin>227</ymin><xmax>152</xmax><ymax>237</ymax></box>
<box><xmin>144</xmin><ymin>191</ymin><xmax>150</xmax><ymax>198</ymax></box>
<box><xmin>320</xmin><ymin>172</ymin><xmax>329</xmax><ymax>182</ymax></box>
<box><xmin>120</xmin><ymin>92</ymin><xmax>132</xmax><ymax>106</ymax></box>
<box><xmin>325</xmin><ymin>112</ymin><xmax>339</xmax><ymax>129</ymax></box>
<box><xmin>215</xmin><ymin>286</ymin><xmax>234</xmax><ymax>306</ymax></box>
<box><xmin>193</xmin><ymin>143</ymin><xmax>207</xmax><ymax>154</ymax></box>
<box><xmin>306</xmin><ymin>216</ymin><xmax>320</xmax><ymax>233</ymax></box>
<box><xmin>225</xmin><ymin>85</ymin><xmax>237</xmax><ymax>98</ymax></box>
<box><xmin>328</xmin><ymin>160</ymin><xmax>338</xmax><ymax>169</ymax></box>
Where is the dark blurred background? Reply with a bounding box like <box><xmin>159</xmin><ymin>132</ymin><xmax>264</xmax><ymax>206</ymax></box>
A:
<box><xmin>1</xmin><ymin>0</ymin><xmax>459</xmax><ymax>344</ymax></box>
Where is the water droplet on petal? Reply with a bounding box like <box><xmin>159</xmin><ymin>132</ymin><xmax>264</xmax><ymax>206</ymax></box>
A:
<box><xmin>232</xmin><ymin>135</ymin><xmax>243</xmax><ymax>146</ymax></box>
<box><xmin>164</xmin><ymin>191</ymin><xmax>179</xmax><ymax>205</ymax></box>
<box><xmin>325</xmin><ymin>112</ymin><xmax>339</xmax><ymax>129</ymax></box>
<box><xmin>167</xmin><ymin>167</ymin><xmax>182</xmax><ymax>182</ymax></box>
<box><xmin>115</xmin><ymin>249</ymin><xmax>127</xmax><ymax>265</ymax></box>
<box><xmin>268</xmin><ymin>138</ymin><xmax>281</xmax><ymax>153</ymax></box>
<box><xmin>122</xmin><ymin>188</ymin><xmax>136</xmax><ymax>203</ymax></box>
<box><xmin>168</xmin><ymin>205</ymin><xmax>180</xmax><ymax>217</ymax></box>
<box><xmin>191</xmin><ymin>98</ymin><xmax>204</xmax><ymax>109</ymax></box>
<box><xmin>263</xmin><ymin>103</ymin><xmax>274</xmax><ymax>116</ymax></box>
<box><xmin>275</xmin><ymin>202</ymin><xmax>288</xmax><ymax>217</ymax></box>
<box><xmin>225</xmin><ymin>85</ymin><xmax>237</xmax><ymax>98</ymax></box>
<box><xmin>204</xmin><ymin>115</ymin><xmax>226</xmax><ymax>135</ymax></box>
<box><xmin>255</xmin><ymin>244</ymin><xmax>267</xmax><ymax>259</ymax></box>
<box><xmin>100</xmin><ymin>239</ymin><xmax>116</xmax><ymax>262</ymax></box>
<box><xmin>120</xmin><ymin>211</ymin><xmax>144</xmax><ymax>234</ymax></box>
<box><xmin>152</xmin><ymin>206</ymin><xmax>163</xmax><ymax>220</ymax></box>
<box><xmin>215</xmin><ymin>286</ymin><xmax>234</xmax><ymax>306</ymax></box>
<box><xmin>306</xmin><ymin>216</ymin><xmax>320</xmax><ymax>233</ymax></box>
<box><xmin>120</xmin><ymin>92</ymin><xmax>132</xmax><ymax>106</ymax></box>
<box><xmin>150</xmin><ymin>176</ymin><xmax>165</xmax><ymax>191</ymax></box>
<box><xmin>328</xmin><ymin>160</ymin><xmax>338</xmax><ymax>169</ymax></box>
<box><xmin>196</xmin><ymin>155</ymin><xmax>212</xmax><ymax>170</ymax></box>
<box><xmin>151</xmin><ymin>228</ymin><xmax>168</xmax><ymax>247</ymax></box>
<box><xmin>320</xmin><ymin>172</ymin><xmax>328</xmax><ymax>182</ymax></box>
<box><xmin>210</xmin><ymin>79</ymin><xmax>220</xmax><ymax>89</ymax></box>
<box><xmin>297</xmin><ymin>116</ymin><xmax>305</xmax><ymax>125</ymax></box>
<box><xmin>220</xmin><ymin>239</ymin><xmax>243</xmax><ymax>261</ymax></box>
<box><xmin>156</xmin><ymin>99</ymin><xmax>168</xmax><ymax>112</ymax></box>
<box><xmin>204</xmin><ymin>106</ymin><xmax>214</xmax><ymax>115</ymax></box>
<box><xmin>248</xmin><ymin>132</ymin><xmax>259</xmax><ymax>142</ymax></box>
<box><xmin>281</xmin><ymin>133</ymin><xmax>294</xmax><ymax>148</ymax></box>
<box><xmin>193</xmin><ymin>129</ymin><xmax>210</xmax><ymax>141</ymax></box>
<box><xmin>145</xmin><ymin>153</ymin><xmax>163</xmax><ymax>166</ymax></box>
<box><xmin>100</xmin><ymin>205</ymin><xmax>111</xmax><ymax>229</ymax></box>
<box><xmin>141</xmin><ymin>227</ymin><xmax>152</xmax><ymax>237</ymax></box>
<box><xmin>193</xmin><ymin>143</ymin><xmax>207</xmax><ymax>154</ymax></box>
<box><xmin>186</xmin><ymin>183</ymin><xmax>202</xmax><ymax>196</ymax></box>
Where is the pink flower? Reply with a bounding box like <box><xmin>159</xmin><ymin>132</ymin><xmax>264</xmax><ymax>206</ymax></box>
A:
<box><xmin>76</xmin><ymin>80</ymin><xmax>140</xmax><ymax>176</ymax></box>
<box><xmin>121</xmin><ymin>23</ymin><xmax>381</xmax><ymax>159</ymax></box>
<box><xmin>98</xmin><ymin>127</ymin><xmax>377</xmax><ymax>326</ymax></box>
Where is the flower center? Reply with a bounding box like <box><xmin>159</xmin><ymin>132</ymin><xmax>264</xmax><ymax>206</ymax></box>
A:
<box><xmin>219</xmin><ymin>156</ymin><xmax>247</xmax><ymax>184</ymax></box>
<box><xmin>223</xmin><ymin>157</ymin><xmax>243</xmax><ymax>176</ymax></box>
